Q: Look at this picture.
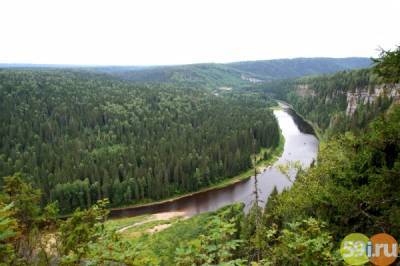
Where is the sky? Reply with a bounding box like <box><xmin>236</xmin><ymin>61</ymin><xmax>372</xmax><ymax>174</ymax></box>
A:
<box><xmin>0</xmin><ymin>0</ymin><xmax>399</xmax><ymax>66</ymax></box>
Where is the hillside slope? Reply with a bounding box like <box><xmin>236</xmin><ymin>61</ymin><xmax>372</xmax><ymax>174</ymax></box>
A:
<box><xmin>102</xmin><ymin>57</ymin><xmax>372</xmax><ymax>86</ymax></box>
<box><xmin>1</xmin><ymin>58</ymin><xmax>372</xmax><ymax>90</ymax></box>
<box><xmin>255</xmin><ymin>68</ymin><xmax>399</xmax><ymax>136</ymax></box>
<box><xmin>0</xmin><ymin>69</ymin><xmax>280</xmax><ymax>213</ymax></box>
<box><xmin>100</xmin><ymin>63</ymin><xmax>251</xmax><ymax>88</ymax></box>
<box><xmin>228</xmin><ymin>57</ymin><xmax>372</xmax><ymax>80</ymax></box>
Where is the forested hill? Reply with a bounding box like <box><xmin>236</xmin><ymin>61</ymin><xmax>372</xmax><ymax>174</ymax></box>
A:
<box><xmin>94</xmin><ymin>63</ymin><xmax>251</xmax><ymax>88</ymax></box>
<box><xmin>107</xmin><ymin>47</ymin><xmax>400</xmax><ymax>265</ymax></box>
<box><xmin>254</xmin><ymin>68</ymin><xmax>399</xmax><ymax>136</ymax></box>
<box><xmin>228</xmin><ymin>57</ymin><xmax>372</xmax><ymax>80</ymax></box>
<box><xmin>93</xmin><ymin>57</ymin><xmax>372</xmax><ymax>86</ymax></box>
<box><xmin>1</xmin><ymin>57</ymin><xmax>371</xmax><ymax>89</ymax></box>
<box><xmin>0</xmin><ymin>69</ymin><xmax>280</xmax><ymax>213</ymax></box>
<box><xmin>0</xmin><ymin>47</ymin><xmax>399</xmax><ymax>265</ymax></box>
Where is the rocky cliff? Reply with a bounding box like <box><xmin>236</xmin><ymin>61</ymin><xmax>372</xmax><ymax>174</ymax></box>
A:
<box><xmin>345</xmin><ymin>84</ymin><xmax>400</xmax><ymax>115</ymax></box>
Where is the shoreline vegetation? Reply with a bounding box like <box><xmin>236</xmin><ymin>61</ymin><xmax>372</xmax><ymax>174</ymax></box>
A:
<box><xmin>108</xmin><ymin>105</ymin><xmax>286</xmax><ymax>216</ymax></box>
<box><xmin>0</xmin><ymin>69</ymin><xmax>282</xmax><ymax>215</ymax></box>
<box><xmin>276</xmin><ymin>100</ymin><xmax>323</xmax><ymax>140</ymax></box>
<box><xmin>1</xmin><ymin>41</ymin><xmax>398</xmax><ymax>265</ymax></box>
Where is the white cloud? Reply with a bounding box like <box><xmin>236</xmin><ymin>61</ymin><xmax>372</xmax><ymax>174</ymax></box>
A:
<box><xmin>0</xmin><ymin>0</ymin><xmax>399</xmax><ymax>65</ymax></box>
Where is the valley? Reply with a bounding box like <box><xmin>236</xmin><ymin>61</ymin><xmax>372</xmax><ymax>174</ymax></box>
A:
<box><xmin>1</xmin><ymin>0</ymin><xmax>400</xmax><ymax>264</ymax></box>
<box><xmin>109</xmin><ymin>103</ymin><xmax>318</xmax><ymax>219</ymax></box>
<box><xmin>0</xmin><ymin>48</ymin><xmax>399</xmax><ymax>265</ymax></box>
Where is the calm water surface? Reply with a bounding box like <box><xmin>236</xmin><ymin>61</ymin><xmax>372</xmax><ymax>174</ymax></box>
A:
<box><xmin>110</xmin><ymin>106</ymin><xmax>319</xmax><ymax>218</ymax></box>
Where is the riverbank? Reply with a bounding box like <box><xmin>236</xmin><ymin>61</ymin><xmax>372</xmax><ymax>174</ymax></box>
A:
<box><xmin>108</xmin><ymin>104</ymin><xmax>320</xmax><ymax>219</ymax></box>
<box><xmin>276</xmin><ymin>100</ymin><xmax>323</xmax><ymax>140</ymax></box>
<box><xmin>109</xmin><ymin>121</ymin><xmax>285</xmax><ymax>215</ymax></box>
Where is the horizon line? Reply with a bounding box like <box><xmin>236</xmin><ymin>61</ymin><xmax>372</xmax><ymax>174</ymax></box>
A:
<box><xmin>0</xmin><ymin>56</ymin><xmax>372</xmax><ymax>68</ymax></box>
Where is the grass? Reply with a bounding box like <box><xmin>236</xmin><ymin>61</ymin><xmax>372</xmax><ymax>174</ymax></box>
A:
<box><xmin>128</xmin><ymin>203</ymin><xmax>244</xmax><ymax>265</ymax></box>
<box><xmin>121</xmin><ymin>220</ymin><xmax>167</xmax><ymax>239</ymax></box>
<box><xmin>105</xmin><ymin>214</ymin><xmax>185</xmax><ymax>240</ymax></box>
<box><xmin>121</xmin><ymin>217</ymin><xmax>182</xmax><ymax>239</ymax></box>
<box><xmin>128</xmin><ymin>211</ymin><xmax>213</xmax><ymax>264</ymax></box>
<box><xmin>106</xmin><ymin>213</ymin><xmax>186</xmax><ymax>240</ymax></box>
<box><xmin>105</xmin><ymin>214</ymin><xmax>150</xmax><ymax>231</ymax></box>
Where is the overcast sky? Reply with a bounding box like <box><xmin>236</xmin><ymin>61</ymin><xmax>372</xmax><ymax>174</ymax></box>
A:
<box><xmin>0</xmin><ymin>0</ymin><xmax>399</xmax><ymax>66</ymax></box>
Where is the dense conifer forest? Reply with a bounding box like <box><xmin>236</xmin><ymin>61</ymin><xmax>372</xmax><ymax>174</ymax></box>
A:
<box><xmin>251</xmin><ymin>68</ymin><xmax>395</xmax><ymax>136</ymax></box>
<box><xmin>93</xmin><ymin>57</ymin><xmax>370</xmax><ymax>85</ymax></box>
<box><xmin>228</xmin><ymin>57</ymin><xmax>371</xmax><ymax>80</ymax></box>
<box><xmin>0</xmin><ymin>69</ymin><xmax>280</xmax><ymax>213</ymax></box>
<box><xmin>0</xmin><ymin>45</ymin><xmax>398</xmax><ymax>265</ymax></box>
<box><xmin>1</xmin><ymin>0</ymin><xmax>399</xmax><ymax>262</ymax></box>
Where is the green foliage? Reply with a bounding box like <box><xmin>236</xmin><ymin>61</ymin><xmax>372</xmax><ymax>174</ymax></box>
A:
<box><xmin>131</xmin><ymin>212</ymin><xmax>212</xmax><ymax>264</ymax></box>
<box><xmin>0</xmin><ymin>69</ymin><xmax>280</xmax><ymax>213</ymax></box>
<box><xmin>373</xmin><ymin>45</ymin><xmax>400</xmax><ymax>84</ymax></box>
<box><xmin>1</xmin><ymin>173</ymin><xmax>41</xmax><ymax>232</ymax></box>
<box><xmin>0</xmin><ymin>203</ymin><xmax>18</xmax><ymax>266</ymax></box>
<box><xmin>231</xmin><ymin>48</ymin><xmax>400</xmax><ymax>265</ymax></box>
<box><xmin>112</xmin><ymin>204</ymin><xmax>245</xmax><ymax>265</ymax></box>
<box><xmin>255</xmin><ymin>68</ymin><xmax>394</xmax><ymax>136</ymax></box>
<box><xmin>175</xmin><ymin>205</ymin><xmax>245</xmax><ymax>266</ymax></box>
<box><xmin>260</xmin><ymin>218</ymin><xmax>339</xmax><ymax>265</ymax></box>
<box><xmin>230</xmin><ymin>57</ymin><xmax>371</xmax><ymax>80</ymax></box>
<box><xmin>59</xmin><ymin>199</ymin><xmax>109</xmax><ymax>259</ymax></box>
<box><xmin>175</xmin><ymin>218</ymin><xmax>243</xmax><ymax>265</ymax></box>
<box><xmin>0</xmin><ymin>45</ymin><xmax>396</xmax><ymax>266</ymax></box>
<box><xmin>58</xmin><ymin>198</ymin><xmax>173</xmax><ymax>265</ymax></box>
<box><xmin>85</xmin><ymin>231</ymin><xmax>158</xmax><ymax>266</ymax></box>
<box><xmin>104</xmin><ymin>63</ymin><xmax>251</xmax><ymax>89</ymax></box>
<box><xmin>0</xmin><ymin>174</ymin><xmax>61</xmax><ymax>265</ymax></box>
<box><xmin>243</xmin><ymin>104</ymin><xmax>400</xmax><ymax>265</ymax></box>
<box><xmin>253</xmin><ymin>45</ymin><xmax>399</xmax><ymax>135</ymax></box>
<box><xmin>240</xmin><ymin>203</ymin><xmax>263</xmax><ymax>261</ymax></box>
<box><xmin>104</xmin><ymin>214</ymin><xmax>150</xmax><ymax>231</ymax></box>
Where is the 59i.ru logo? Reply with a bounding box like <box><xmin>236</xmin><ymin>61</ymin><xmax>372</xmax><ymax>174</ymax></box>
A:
<box><xmin>340</xmin><ymin>233</ymin><xmax>398</xmax><ymax>266</ymax></box>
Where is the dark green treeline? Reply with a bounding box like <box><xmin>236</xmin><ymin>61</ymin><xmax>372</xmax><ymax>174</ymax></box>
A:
<box><xmin>0</xmin><ymin>69</ymin><xmax>280</xmax><ymax>213</ymax></box>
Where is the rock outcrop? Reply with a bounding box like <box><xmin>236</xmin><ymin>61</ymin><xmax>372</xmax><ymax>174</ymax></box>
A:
<box><xmin>346</xmin><ymin>84</ymin><xmax>400</xmax><ymax>116</ymax></box>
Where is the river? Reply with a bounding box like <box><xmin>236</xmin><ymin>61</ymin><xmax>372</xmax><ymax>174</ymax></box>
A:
<box><xmin>109</xmin><ymin>104</ymin><xmax>319</xmax><ymax>218</ymax></box>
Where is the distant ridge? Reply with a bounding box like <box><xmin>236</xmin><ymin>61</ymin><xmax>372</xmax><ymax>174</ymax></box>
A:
<box><xmin>227</xmin><ymin>57</ymin><xmax>372</xmax><ymax>80</ymax></box>
<box><xmin>0</xmin><ymin>57</ymin><xmax>372</xmax><ymax>87</ymax></box>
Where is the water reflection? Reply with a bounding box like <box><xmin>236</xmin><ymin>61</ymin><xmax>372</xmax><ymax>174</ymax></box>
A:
<box><xmin>109</xmin><ymin>107</ymin><xmax>319</xmax><ymax>218</ymax></box>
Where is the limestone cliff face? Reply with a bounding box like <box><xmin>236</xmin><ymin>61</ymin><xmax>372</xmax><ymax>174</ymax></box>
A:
<box><xmin>295</xmin><ymin>84</ymin><xmax>315</xmax><ymax>97</ymax></box>
<box><xmin>293</xmin><ymin>82</ymin><xmax>400</xmax><ymax>117</ymax></box>
<box><xmin>345</xmin><ymin>84</ymin><xmax>400</xmax><ymax>116</ymax></box>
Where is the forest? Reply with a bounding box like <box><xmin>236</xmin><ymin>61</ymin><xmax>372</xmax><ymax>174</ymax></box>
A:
<box><xmin>114</xmin><ymin>46</ymin><xmax>400</xmax><ymax>265</ymax></box>
<box><xmin>0</xmin><ymin>44</ymin><xmax>399</xmax><ymax>265</ymax></box>
<box><xmin>250</xmin><ymin>67</ymin><xmax>395</xmax><ymax>137</ymax></box>
<box><xmin>228</xmin><ymin>57</ymin><xmax>371</xmax><ymax>80</ymax></box>
<box><xmin>0</xmin><ymin>69</ymin><xmax>280</xmax><ymax>213</ymax></box>
<box><xmin>3</xmin><ymin>57</ymin><xmax>370</xmax><ymax>90</ymax></box>
<box><xmin>1</xmin><ymin>100</ymin><xmax>399</xmax><ymax>265</ymax></box>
